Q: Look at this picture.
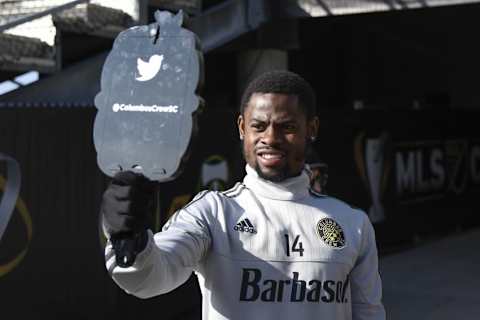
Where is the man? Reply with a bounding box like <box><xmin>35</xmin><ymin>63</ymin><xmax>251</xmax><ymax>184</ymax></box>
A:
<box><xmin>102</xmin><ymin>70</ymin><xmax>386</xmax><ymax>320</ymax></box>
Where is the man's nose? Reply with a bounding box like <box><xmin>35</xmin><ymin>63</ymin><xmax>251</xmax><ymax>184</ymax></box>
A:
<box><xmin>261</xmin><ymin>125</ymin><xmax>282</xmax><ymax>145</ymax></box>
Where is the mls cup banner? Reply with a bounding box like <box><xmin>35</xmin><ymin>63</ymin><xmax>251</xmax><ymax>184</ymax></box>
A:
<box><xmin>318</xmin><ymin>109</ymin><xmax>480</xmax><ymax>246</ymax></box>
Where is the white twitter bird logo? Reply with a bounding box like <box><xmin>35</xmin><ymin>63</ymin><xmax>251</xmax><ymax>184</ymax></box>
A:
<box><xmin>135</xmin><ymin>54</ymin><xmax>164</xmax><ymax>82</ymax></box>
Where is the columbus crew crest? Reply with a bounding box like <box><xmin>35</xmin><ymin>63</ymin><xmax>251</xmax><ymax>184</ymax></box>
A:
<box><xmin>316</xmin><ymin>218</ymin><xmax>345</xmax><ymax>249</ymax></box>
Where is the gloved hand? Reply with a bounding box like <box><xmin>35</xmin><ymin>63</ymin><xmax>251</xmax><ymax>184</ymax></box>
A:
<box><xmin>101</xmin><ymin>171</ymin><xmax>156</xmax><ymax>257</ymax></box>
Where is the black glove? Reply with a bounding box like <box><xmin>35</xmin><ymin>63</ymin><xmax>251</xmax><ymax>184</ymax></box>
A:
<box><xmin>101</xmin><ymin>171</ymin><xmax>155</xmax><ymax>265</ymax></box>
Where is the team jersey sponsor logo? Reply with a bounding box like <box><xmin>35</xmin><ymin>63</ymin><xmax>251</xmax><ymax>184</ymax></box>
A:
<box><xmin>234</xmin><ymin>218</ymin><xmax>257</xmax><ymax>234</ymax></box>
<box><xmin>316</xmin><ymin>218</ymin><xmax>346</xmax><ymax>249</ymax></box>
<box><xmin>239</xmin><ymin>268</ymin><xmax>349</xmax><ymax>303</ymax></box>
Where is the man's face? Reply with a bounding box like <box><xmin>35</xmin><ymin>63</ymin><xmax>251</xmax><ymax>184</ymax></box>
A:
<box><xmin>238</xmin><ymin>93</ymin><xmax>319</xmax><ymax>182</ymax></box>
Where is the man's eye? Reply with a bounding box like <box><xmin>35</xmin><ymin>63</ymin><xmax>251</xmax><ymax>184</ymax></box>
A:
<box><xmin>251</xmin><ymin>123</ymin><xmax>265</xmax><ymax>131</ymax></box>
<box><xmin>283</xmin><ymin>123</ymin><xmax>297</xmax><ymax>132</ymax></box>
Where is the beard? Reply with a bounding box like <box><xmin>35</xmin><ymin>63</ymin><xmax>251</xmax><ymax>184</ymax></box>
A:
<box><xmin>241</xmin><ymin>139</ymin><xmax>312</xmax><ymax>183</ymax></box>
<box><xmin>254</xmin><ymin>163</ymin><xmax>289</xmax><ymax>182</ymax></box>
<box><xmin>240</xmin><ymin>141</ymin><xmax>290</xmax><ymax>182</ymax></box>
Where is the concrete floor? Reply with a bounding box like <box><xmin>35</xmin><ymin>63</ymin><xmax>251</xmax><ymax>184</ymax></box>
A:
<box><xmin>379</xmin><ymin>228</ymin><xmax>480</xmax><ymax>320</ymax></box>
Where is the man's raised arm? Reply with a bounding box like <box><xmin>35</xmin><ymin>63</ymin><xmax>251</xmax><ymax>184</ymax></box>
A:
<box><xmin>101</xmin><ymin>171</ymin><xmax>213</xmax><ymax>298</ymax></box>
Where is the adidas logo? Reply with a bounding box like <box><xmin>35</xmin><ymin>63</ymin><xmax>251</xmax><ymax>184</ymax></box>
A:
<box><xmin>233</xmin><ymin>218</ymin><xmax>257</xmax><ymax>234</ymax></box>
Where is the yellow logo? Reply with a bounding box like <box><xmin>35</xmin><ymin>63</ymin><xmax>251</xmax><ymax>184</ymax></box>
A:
<box><xmin>316</xmin><ymin>218</ymin><xmax>345</xmax><ymax>249</ymax></box>
<box><xmin>0</xmin><ymin>175</ymin><xmax>33</xmax><ymax>278</ymax></box>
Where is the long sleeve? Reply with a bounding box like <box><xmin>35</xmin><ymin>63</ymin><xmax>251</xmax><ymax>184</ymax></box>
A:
<box><xmin>350</xmin><ymin>214</ymin><xmax>386</xmax><ymax>320</ymax></box>
<box><xmin>105</xmin><ymin>191</ymin><xmax>215</xmax><ymax>299</ymax></box>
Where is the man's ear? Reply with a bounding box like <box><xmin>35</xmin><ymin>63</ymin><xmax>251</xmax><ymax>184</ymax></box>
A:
<box><xmin>308</xmin><ymin>116</ymin><xmax>319</xmax><ymax>141</ymax></box>
<box><xmin>237</xmin><ymin>114</ymin><xmax>245</xmax><ymax>140</ymax></box>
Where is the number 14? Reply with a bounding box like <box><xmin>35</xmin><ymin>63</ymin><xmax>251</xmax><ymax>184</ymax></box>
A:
<box><xmin>284</xmin><ymin>234</ymin><xmax>304</xmax><ymax>257</ymax></box>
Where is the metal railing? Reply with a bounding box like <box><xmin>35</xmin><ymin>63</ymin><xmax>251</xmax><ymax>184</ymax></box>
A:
<box><xmin>0</xmin><ymin>0</ymin><xmax>90</xmax><ymax>32</ymax></box>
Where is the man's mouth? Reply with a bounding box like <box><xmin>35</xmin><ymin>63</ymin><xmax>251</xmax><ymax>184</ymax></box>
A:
<box><xmin>257</xmin><ymin>150</ymin><xmax>286</xmax><ymax>167</ymax></box>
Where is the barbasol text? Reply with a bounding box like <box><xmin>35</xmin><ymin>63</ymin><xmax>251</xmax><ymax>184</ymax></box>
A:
<box><xmin>239</xmin><ymin>268</ymin><xmax>349</xmax><ymax>303</ymax></box>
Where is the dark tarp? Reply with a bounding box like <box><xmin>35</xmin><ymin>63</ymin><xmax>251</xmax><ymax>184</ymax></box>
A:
<box><xmin>0</xmin><ymin>51</ymin><xmax>106</xmax><ymax>108</ymax></box>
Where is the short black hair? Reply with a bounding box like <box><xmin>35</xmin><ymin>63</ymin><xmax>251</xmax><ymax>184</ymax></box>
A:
<box><xmin>240</xmin><ymin>70</ymin><xmax>316</xmax><ymax>119</ymax></box>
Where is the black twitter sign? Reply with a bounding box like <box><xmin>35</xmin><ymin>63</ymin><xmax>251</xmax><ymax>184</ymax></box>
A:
<box><xmin>94</xmin><ymin>10</ymin><xmax>203</xmax><ymax>182</ymax></box>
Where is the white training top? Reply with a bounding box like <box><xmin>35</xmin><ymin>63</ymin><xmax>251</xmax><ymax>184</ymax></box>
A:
<box><xmin>105</xmin><ymin>166</ymin><xmax>386</xmax><ymax>320</ymax></box>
